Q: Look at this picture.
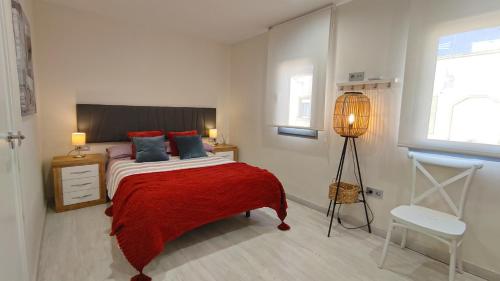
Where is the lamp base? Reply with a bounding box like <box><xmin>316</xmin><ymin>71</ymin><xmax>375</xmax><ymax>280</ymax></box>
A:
<box><xmin>73</xmin><ymin>147</ymin><xmax>86</xmax><ymax>158</ymax></box>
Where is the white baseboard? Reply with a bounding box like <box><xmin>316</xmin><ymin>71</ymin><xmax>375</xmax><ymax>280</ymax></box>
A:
<box><xmin>286</xmin><ymin>193</ymin><xmax>500</xmax><ymax>281</ymax></box>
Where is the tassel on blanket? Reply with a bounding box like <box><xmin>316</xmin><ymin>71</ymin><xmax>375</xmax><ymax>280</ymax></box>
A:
<box><xmin>105</xmin><ymin>205</ymin><xmax>113</xmax><ymax>217</ymax></box>
<box><xmin>131</xmin><ymin>272</ymin><xmax>151</xmax><ymax>281</ymax></box>
<box><xmin>278</xmin><ymin>221</ymin><xmax>290</xmax><ymax>231</ymax></box>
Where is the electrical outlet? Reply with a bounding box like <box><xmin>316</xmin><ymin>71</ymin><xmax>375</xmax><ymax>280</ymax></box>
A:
<box><xmin>365</xmin><ymin>187</ymin><xmax>384</xmax><ymax>199</ymax></box>
<box><xmin>349</xmin><ymin>72</ymin><xmax>365</xmax><ymax>81</ymax></box>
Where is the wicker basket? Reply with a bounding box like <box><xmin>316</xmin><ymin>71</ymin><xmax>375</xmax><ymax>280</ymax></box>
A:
<box><xmin>329</xmin><ymin>182</ymin><xmax>360</xmax><ymax>204</ymax></box>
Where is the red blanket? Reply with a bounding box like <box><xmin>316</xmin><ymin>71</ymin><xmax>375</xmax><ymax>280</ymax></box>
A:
<box><xmin>105</xmin><ymin>162</ymin><xmax>289</xmax><ymax>281</ymax></box>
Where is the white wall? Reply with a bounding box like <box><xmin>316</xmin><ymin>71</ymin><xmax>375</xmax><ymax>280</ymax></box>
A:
<box><xmin>13</xmin><ymin>0</ymin><xmax>47</xmax><ymax>280</ymax></box>
<box><xmin>35</xmin><ymin>1</ymin><xmax>231</xmax><ymax>198</ymax></box>
<box><xmin>229</xmin><ymin>0</ymin><xmax>500</xmax><ymax>278</ymax></box>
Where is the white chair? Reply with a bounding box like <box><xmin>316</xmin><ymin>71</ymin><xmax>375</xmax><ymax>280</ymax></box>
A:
<box><xmin>379</xmin><ymin>151</ymin><xmax>483</xmax><ymax>281</ymax></box>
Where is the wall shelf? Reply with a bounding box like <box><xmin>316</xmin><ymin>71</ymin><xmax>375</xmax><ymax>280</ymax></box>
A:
<box><xmin>337</xmin><ymin>79</ymin><xmax>394</xmax><ymax>91</ymax></box>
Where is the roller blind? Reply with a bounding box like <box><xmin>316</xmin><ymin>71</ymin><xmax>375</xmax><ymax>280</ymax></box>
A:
<box><xmin>398</xmin><ymin>0</ymin><xmax>500</xmax><ymax>158</ymax></box>
<box><xmin>266</xmin><ymin>8</ymin><xmax>332</xmax><ymax>131</ymax></box>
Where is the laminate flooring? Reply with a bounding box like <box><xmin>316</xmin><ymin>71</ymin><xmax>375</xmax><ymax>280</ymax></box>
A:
<box><xmin>37</xmin><ymin>200</ymin><xmax>485</xmax><ymax>281</ymax></box>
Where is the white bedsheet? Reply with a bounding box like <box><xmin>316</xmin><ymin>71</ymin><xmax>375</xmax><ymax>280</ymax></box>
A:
<box><xmin>106</xmin><ymin>155</ymin><xmax>234</xmax><ymax>199</ymax></box>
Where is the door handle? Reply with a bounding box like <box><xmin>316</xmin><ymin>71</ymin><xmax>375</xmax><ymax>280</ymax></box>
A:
<box><xmin>7</xmin><ymin>131</ymin><xmax>26</xmax><ymax>149</ymax></box>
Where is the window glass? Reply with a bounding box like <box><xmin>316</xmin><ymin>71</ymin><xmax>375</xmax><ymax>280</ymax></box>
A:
<box><xmin>428</xmin><ymin>26</ymin><xmax>500</xmax><ymax>145</ymax></box>
<box><xmin>288</xmin><ymin>70</ymin><xmax>313</xmax><ymax>127</ymax></box>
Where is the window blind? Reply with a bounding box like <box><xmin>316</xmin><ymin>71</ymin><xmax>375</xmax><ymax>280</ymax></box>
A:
<box><xmin>266</xmin><ymin>7</ymin><xmax>332</xmax><ymax>131</ymax></box>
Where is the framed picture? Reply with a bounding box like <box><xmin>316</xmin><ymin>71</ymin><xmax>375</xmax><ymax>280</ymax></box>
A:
<box><xmin>11</xmin><ymin>0</ymin><xmax>36</xmax><ymax>116</ymax></box>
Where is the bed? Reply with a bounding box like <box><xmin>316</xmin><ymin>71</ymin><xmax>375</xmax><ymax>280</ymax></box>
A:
<box><xmin>76</xmin><ymin>104</ymin><xmax>289</xmax><ymax>281</ymax></box>
<box><xmin>105</xmin><ymin>155</ymin><xmax>289</xmax><ymax>281</ymax></box>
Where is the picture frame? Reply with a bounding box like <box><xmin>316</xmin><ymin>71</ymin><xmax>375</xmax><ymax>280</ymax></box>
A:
<box><xmin>11</xmin><ymin>0</ymin><xmax>36</xmax><ymax>116</ymax></box>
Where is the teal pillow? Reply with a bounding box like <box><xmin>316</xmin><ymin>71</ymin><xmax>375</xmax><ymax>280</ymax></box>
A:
<box><xmin>133</xmin><ymin>136</ymin><xmax>169</xmax><ymax>163</ymax></box>
<box><xmin>175</xmin><ymin>135</ymin><xmax>208</xmax><ymax>160</ymax></box>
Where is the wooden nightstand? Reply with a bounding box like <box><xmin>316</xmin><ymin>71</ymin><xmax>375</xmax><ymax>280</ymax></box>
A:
<box><xmin>52</xmin><ymin>154</ymin><xmax>106</xmax><ymax>212</ymax></box>
<box><xmin>212</xmin><ymin>144</ymin><xmax>238</xmax><ymax>161</ymax></box>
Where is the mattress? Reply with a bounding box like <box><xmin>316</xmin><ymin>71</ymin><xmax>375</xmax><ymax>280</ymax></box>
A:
<box><xmin>106</xmin><ymin>155</ymin><xmax>233</xmax><ymax>199</ymax></box>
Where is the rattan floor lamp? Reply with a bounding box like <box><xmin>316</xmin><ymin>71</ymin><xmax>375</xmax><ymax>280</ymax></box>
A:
<box><xmin>327</xmin><ymin>92</ymin><xmax>372</xmax><ymax>237</ymax></box>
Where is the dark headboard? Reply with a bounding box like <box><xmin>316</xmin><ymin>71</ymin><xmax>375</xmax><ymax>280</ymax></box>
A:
<box><xmin>77</xmin><ymin>104</ymin><xmax>216</xmax><ymax>143</ymax></box>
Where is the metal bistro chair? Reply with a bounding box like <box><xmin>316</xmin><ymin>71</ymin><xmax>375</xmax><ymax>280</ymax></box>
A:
<box><xmin>379</xmin><ymin>151</ymin><xmax>483</xmax><ymax>281</ymax></box>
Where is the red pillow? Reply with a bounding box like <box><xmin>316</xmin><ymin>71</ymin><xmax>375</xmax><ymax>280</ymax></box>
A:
<box><xmin>167</xmin><ymin>130</ymin><xmax>198</xmax><ymax>156</ymax></box>
<box><xmin>128</xmin><ymin>130</ymin><xmax>164</xmax><ymax>159</ymax></box>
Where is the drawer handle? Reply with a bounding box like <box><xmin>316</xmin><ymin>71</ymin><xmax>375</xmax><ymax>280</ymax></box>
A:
<box><xmin>72</xmin><ymin>194</ymin><xmax>92</xmax><ymax>200</ymax></box>
<box><xmin>70</xmin><ymin>170</ymin><xmax>91</xmax><ymax>175</ymax></box>
<box><xmin>71</xmin><ymin>183</ymin><xmax>92</xmax><ymax>187</ymax></box>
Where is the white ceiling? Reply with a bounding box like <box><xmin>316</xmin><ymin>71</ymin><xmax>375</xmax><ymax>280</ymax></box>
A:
<box><xmin>41</xmin><ymin>0</ymin><xmax>338</xmax><ymax>44</ymax></box>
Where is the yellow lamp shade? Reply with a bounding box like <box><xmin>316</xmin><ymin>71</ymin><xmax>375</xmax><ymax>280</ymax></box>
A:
<box><xmin>209</xmin><ymin>129</ymin><xmax>218</xmax><ymax>139</ymax></box>
<box><xmin>72</xmin><ymin>132</ymin><xmax>86</xmax><ymax>146</ymax></box>
<box><xmin>333</xmin><ymin>92</ymin><xmax>370</xmax><ymax>137</ymax></box>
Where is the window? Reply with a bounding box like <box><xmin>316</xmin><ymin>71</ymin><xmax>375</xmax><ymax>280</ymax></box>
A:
<box><xmin>266</xmin><ymin>7</ymin><xmax>332</xmax><ymax>134</ymax></box>
<box><xmin>428</xmin><ymin>27</ymin><xmax>500</xmax><ymax>146</ymax></box>
<box><xmin>398</xmin><ymin>1</ymin><xmax>500</xmax><ymax>158</ymax></box>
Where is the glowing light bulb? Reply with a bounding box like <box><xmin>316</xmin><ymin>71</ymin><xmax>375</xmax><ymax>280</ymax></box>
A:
<box><xmin>348</xmin><ymin>113</ymin><xmax>356</xmax><ymax>125</ymax></box>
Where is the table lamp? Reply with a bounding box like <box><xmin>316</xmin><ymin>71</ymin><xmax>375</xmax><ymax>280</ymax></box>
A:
<box><xmin>72</xmin><ymin>132</ymin><xmax>86</xmax><ymax>158</ymax></box>
<box><xmin>209</xmin><ymin>129</ymin><xmax>218</xmax><ymax>145</ymax></box>
<box><xmin>327</xmin><ymin>92</ymin><xmax>372</xmax><ymax>237</ymax></box>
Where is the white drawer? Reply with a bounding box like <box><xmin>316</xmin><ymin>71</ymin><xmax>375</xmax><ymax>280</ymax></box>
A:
<box><xmin>62</xmin><ymin>176</ymin><xmax>99</xmax><ymax>193</ymax></box>
<box><xmin>215</xmin><ymin>150</ymin><xmax>234</xmax><ymax>160</ymax></box>
<box><xmin>62</xmin><ymin>164</ymin><xmax>98</xmax><ymax>180</ymax></box>
<box><xmin>63</xmin><ymin>188</ymin><xmax>100</xmax><ymax>206</ymax></box>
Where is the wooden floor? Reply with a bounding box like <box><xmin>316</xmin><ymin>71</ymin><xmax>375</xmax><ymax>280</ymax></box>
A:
<box><xmin>37</xmin><ymin>200</ymin><xmax>484</xmax><ymax>281</ymax></box>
